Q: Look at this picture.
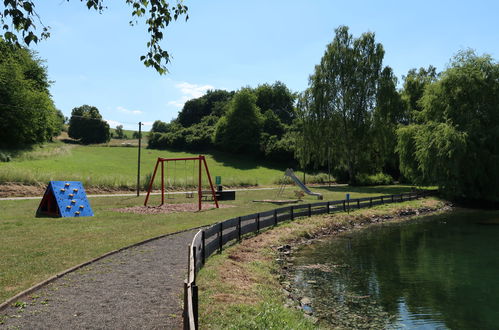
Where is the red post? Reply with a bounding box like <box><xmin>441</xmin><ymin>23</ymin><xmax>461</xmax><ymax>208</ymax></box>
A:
<box><xmin>202</xmin><ymin>156</ymin><xmax>219</xmax><ymax>208</ymax></box>
<box><xmin>198</xmin><ymin>156</ymin><xmax>202</xmax><ymax>211</ymax></box>
<box><xmin>161</xmin><ymin>160</ymin><xmax>165</xmax><ymax>205</ymax></box>
<box><xmin>144</xmin><ymin>158</ymin><xmax>160</xmax><ymax>206</ymax></box>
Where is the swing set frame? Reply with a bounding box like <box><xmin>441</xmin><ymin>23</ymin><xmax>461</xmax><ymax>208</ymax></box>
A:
<box><xmin>144</xmin><ymin>155</ymin><xmax>219</xmax><ymax>211</ymax></box>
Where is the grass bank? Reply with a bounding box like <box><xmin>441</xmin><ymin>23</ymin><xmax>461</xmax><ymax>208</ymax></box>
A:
<box><xmin>0</xmin><ymin>185</ymin><xmax>414</xmax><ymax>303</ymax></box>
<box><xmin>196</xmin><ymin>197</ymin><xmax>448</xmax><ymax>329</ymax></box>
<box><xmin>0</xmin><ymin>141</ymin><xmax>325</xmax><ymax>189</ymax></box>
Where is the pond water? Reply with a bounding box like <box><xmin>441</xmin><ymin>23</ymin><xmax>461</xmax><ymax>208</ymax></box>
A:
<box><xmin>291</xmin><ymin>209</ymin><xmax>499</xmax><ymax>329</ymax></box>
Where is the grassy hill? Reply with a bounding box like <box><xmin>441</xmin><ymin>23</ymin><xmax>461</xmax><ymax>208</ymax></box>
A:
<box><xmin>0</xmin><ymin>141</ymin><xmax>315</xmax><ymax>189</ymax></box>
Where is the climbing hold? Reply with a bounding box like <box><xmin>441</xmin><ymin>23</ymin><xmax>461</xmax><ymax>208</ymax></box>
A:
<box><xmin>69</xmin><ymin>194</ymin><xmax>74</xmax><ymax>197</ymax></box>
<box><xmin>75</xmin><ymin>211</ymin><xmax>80</xmax><ymax>215</ymax></box>
<box><xmin>71</xmin><ymin>200</ymin><xmax>76</xmax><ymax>203</ymax></box>
<box><xmin>66</xmin><ymin>205</ymin><xmax>72</xmax><ymax>209</ymax></box>
<box><xmin>65</xmin><ymin>183</ymin><xmax>70</xmax><ymax>187</ymax></box>
<box><xmin>73</xmin><ymin>188</ymin><xmax>78</xmax><ymax>192</ymax></box>
<box><xmin>60</xmin><ymin>188</ymin><xmax>65</xmax><ymax>192</ymax></box>
<box><xmin>79</xmin><ymin>205</ymin><xmax>84</xmax><ymax>209</ymax></box>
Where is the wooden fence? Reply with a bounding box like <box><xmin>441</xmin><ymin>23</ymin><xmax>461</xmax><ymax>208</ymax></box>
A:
<box><xmin>183</xmin><ymin>190</ymin><xmax>431</xmax><ymax>329</ymax></box>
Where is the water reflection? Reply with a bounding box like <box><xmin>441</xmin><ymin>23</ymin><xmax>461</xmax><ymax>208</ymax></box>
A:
<box><xmin>291</xmin><ymin>209</ymin><xmax>499</xmax><ymax>329</ymax></box>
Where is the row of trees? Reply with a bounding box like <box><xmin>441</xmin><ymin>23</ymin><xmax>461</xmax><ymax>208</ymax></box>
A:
<box><xmin>148</xmin><ymin>82</ymin><xmax>298</xmax><ymax>163</ymax></box>
<box><xmin>298</xmin><ymin>26</ymin><xmax>499</xmax><ymax>202</ymax></box>
<box><xmin>0</xmin><ymin>39</ymin><xmax>64</xmax><ymax>148</ymax></box>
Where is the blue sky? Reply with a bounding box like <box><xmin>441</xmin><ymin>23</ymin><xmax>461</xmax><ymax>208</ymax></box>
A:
<box><xmin>30</xmin><ymin>0</ymin><xmax>499</xmax><ymax>131</ymax></box>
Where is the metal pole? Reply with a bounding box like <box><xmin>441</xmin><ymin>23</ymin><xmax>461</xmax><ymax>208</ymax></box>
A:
<box><xmin>136</xmin><ymin>122</ymin><xmax>143</xmax><ymax>196</ymax></box>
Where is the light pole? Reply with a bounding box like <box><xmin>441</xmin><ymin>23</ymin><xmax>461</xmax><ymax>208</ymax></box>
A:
<box><xmin>136</xmin><ymin>122</ymin><xmax>144</xmax><ymax>196</ymax></box>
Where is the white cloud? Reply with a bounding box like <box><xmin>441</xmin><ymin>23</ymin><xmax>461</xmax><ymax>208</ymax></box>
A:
<box><xmin>117</xmin><ymin>106</ymin><xmax>143</xmax><ymax>115</ymax></box>
<box><xmin>168</xmin><ymin>82</ymin><xmax>215</xmax><ymax>108</ymax></box>
<box><xmin>106</xmin><ymin>119</ymin><xmax>124</xmax><ymax>127</ymax></box>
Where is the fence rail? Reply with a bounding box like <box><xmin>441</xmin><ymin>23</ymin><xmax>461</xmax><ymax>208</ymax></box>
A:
<box><xmin>182</xmin><ymin>190</ymin><xmax>432</xmax><ymax>329</ymax></box>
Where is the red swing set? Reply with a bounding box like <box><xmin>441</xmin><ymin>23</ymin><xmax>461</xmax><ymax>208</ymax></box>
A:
<box><xmin>144</xmin><ymin>155</ymin><xmax>219</xmax><ymax>211</ymax></box>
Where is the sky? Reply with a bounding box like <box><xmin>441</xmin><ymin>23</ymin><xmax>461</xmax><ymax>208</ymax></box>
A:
<box><xmin>27</xmin><ymin>0</ymin><xmax>499</xmax><ymax>131</ymax></box>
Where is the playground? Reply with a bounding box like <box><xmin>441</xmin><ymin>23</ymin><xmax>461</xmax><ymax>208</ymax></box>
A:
<box><xmin>0</xmin><ymin>181</ymin><xmax>414</xmax><ymax>304</ymax></box>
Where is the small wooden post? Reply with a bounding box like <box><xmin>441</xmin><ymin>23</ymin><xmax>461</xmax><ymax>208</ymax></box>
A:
<box><xmin>218</xmin><ymin>223</ymin><xmax>223</xmax><ymax>254</ymax></box>
<box><xmin>308</xmin><ymin>204</ymin><xmax>312</xmax><ymax>217</ymax></box>
<box><xmin>193</xmin><ymin>284</ymin><xmax>199</xmax><ymax>329</ymax></box>
<box><xmin>192</xmin><ymin>246</ymin><xmax>197</xmax><ymax>284</ymax></box>
<box><xmin>290</xmin><ymin>206</ymin><xmax>294</xmax><ymax>220</ymax></box>
<box><xmin>201</xmin><ymin>231</ymin><xmax>206</xmax><ymax>265</ymax></box>
<box><xmin>256</xmin><ymin>213</ymin><xmax>260</xmax><ymax>233</ymax></box>
<box><xmin>237</xmin><ymin>217</ymin><xmax>242</xmax><ymax>242</ymax></box>
<box><xmin>391</xmin><ymin>195</ymin><xmax>394</xmax><ymax>203</ymax></box>
<box><xmin>273</xmin><ymin>209</ymin><xmax>278</xmax><ymax>226</ymax></box>
<box><xmin>327</xmin><ymin>201</ymin><xmax>330</xmax><ymax>214</ymax></box>
<box><xmin>357</xmin><ymin>199</ymin><xmax>360</xmax><ymax>208</ymax></box>
<box><xmin>183</xmin><ymin>280</ymin><xmax>189</xmax><ymax>330</ymax></box>
<box><xmin>381</xmin><ymin>196</ymin><xmax>384</xmax><ymax>204</ymax></box>
<box><xmin>343</xmin><ymin>200</ymin><xmax>346</xmax><ymax>211</ymax></box>
<box><xmin>370</xmin><ymin>197</ymin><xmax>372</xmax><ymax>207</ymax></box>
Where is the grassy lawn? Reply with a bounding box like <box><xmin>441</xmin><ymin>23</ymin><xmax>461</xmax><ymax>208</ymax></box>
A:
<box><xmin>0</xmin><ymin>141</ymin><xmax>315</xmax><ymax>188</ymax></box>
<box><xmin>0</xmin><ymin>185</ymin><xmax>415</xmax><ymax>302</ymax></box>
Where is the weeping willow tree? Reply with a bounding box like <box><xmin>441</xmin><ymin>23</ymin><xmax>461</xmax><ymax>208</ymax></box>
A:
<box><xmin>297</xmin><ymin>26</ymin><xmax>385</xmax><ymax>182</ymax></box>
<box><xmin>397</xmin><ymin>50</ymin><xmax>499</xmax><ymax>202</ymax></box>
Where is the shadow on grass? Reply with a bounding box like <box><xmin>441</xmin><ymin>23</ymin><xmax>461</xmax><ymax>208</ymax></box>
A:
<box><xmin>208</xmin><ymin>149</ymin><xmax>298</xmax><ymax>172</ymax></box>
<box><xmin>315</xmin><ymin>185</ymin><xmax>416</xmax><ymax>195</ymax></box>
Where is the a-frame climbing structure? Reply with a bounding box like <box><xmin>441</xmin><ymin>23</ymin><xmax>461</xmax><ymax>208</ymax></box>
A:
<box><xmin>36</xmin><ymin>181</ymin><xmax>94</xmax><ymax>217</ymax></box>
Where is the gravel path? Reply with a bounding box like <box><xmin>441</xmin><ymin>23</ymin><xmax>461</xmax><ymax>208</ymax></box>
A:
<box><xmin>0</xmin><ymin>229</ymin><xmax>199</xmax><ymax>329</ymax></box>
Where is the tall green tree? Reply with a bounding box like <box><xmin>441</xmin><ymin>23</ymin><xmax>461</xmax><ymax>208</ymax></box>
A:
<box><xmin>68</xmin><ymin>105</ymin><xmax>110</xmax><ymax>144</ymax></box>
<box><xmin>297</xmin><ymin>26</ymin><xmax>384</xmax><ymax>182</ymax></box>
<box><xmin>0</xmin><ymin>0</ymin><xmax>188</xmax><ymax>73</ymax></box>
<box><xmin>214</xmin><ymin>89</ymin><xmax>263</xmax><ymax>154</ymax></box>
<box><xmin>372</xmin><ymin>66</ymin><xmax>405</xmax><ymax>177</ymax></box>
<box><xmin>397</xmin><ymin>50</ymin><xmax>499</xmax><ymax>202</ymax></box>
<box><xmin>255</xmin><ymin>81</ymin><xmax>296</xmax><ymax>124</ymax></box>
<box><xmin>401</xmin><ymin>66</ymin><xmax>438</xmax><ymax>123</ymax></box>
<box><xmin>0</xmin><ymin>40</ymin><xmax>62</xmax><ymax>148</ymax></box>
<box><xmin>177</xmin><ymin>90</ymin><xmax>233</xmax><ymax>127</ymax></box>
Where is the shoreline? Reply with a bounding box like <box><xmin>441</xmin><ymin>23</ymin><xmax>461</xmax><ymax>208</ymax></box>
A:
<box><xmin>196</xmin><ymin>197</ymin><xmax>452</xmax><ymax>328</ymax></box>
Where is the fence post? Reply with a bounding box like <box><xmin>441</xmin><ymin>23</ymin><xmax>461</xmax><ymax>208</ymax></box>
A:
<box><xmin>192</xmin><ymin>246</ymin><xmax>197</xmax><ymax>284</ymax></box>
<box><xmin>183</xmin><ymin>280</ymin><xmax>188</xmax><ymax>330</ymax></box>
<box><xmin>237</xmin><ymin>217</ymin><xmax>242</xmax><ymax>242</ymax></box>
<box><xmin>327</xmin><ymin>201</ymin><xmax>330</xmax><ymax>214</ymax></box>
<box><xmin>290</xmin><ymin>206</ymin><xmax>294</xmax><ymax>220</ymax></box>
<box><xmin>400</xmin><ymin>194</ymin><xmax>403</xmax><ymax>202</ymax></box>
<box><xmin>391</xmin><ymin>195</ymin><xmax>394</xmax><ymax>203</ymax></box>
<box><xmin>381</xmin><ymin>196</ymin><xmax>384</xmax><ymax>204</ymax></box>
<box><xmin>193</xmin><ymin>284</ymin><xmax>199</xmax><ymax>329</ymax></box>
<box><xmin>273</xmin><ymin>209</ymin><xmax>278</xmax><ymax>226</ymax></box>
<box><xmin>370</xmin><ymin>197</ymin><xmax>372</xmax><ymax>207</ymax></box>
<box><xmin>218</xmin><ymin>223</ymin><xmax>223</xmax><ymax>254</ymax></box>
<box><xmin>343</xmin><ymin>200</ymin><xmax>346</xmax><ymax>211</ymax></box>
<box><xmin>357</xmin><ymin>199</ymin><xmax>360</xmax><ymax>209</ymax></box>
<box><xmin>308</xmin><ymin>204</ymin><xmax>312</xmax><ymax>217</ymax></box>
<box><xmin>256</xmin><ymin>213</ymin><xmax>260</xmax><ymax>233</ymax></box>
<box><xmin>201</xmin><ymin>231</ymin><xmax>206</xmax><ymax>265</ymax></box>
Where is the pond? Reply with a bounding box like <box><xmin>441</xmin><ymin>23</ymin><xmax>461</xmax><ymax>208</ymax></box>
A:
<box><xmin>290</xmin><ymin>209</ymin><xmax>499</xmax><ymax>329</ymax></box>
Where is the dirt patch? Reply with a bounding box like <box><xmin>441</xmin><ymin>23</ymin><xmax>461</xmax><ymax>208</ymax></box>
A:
<box><xmin>113</xmin><ymin>203</ymin><xmax>234</xmax><ymax>214</ymax></box>
<box><xmin>0</xmin><ymin>183</ymin><xmax>45</xmax><ymax>197</ymax></box>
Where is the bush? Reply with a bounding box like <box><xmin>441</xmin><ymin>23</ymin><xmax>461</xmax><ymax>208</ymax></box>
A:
<box><xmin>0</xmin><ymin>152</ymin><xmax>11</xmax><ymax>162</ymax></box>
<box><xmin>354</xmin><ymin>173</ymin><xmax>394</xmax><ymax>186</ymax></box>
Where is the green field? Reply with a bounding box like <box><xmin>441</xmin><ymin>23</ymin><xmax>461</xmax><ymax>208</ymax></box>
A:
<box><xmin>0</xmin><ymin>185</ymin><xmax>413</xmax><ymax>302</ymax></box>
<box><xmin>0</xmin><ymin>141</ymin><xmax>310</xmax><ymax>189</ymax></box>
